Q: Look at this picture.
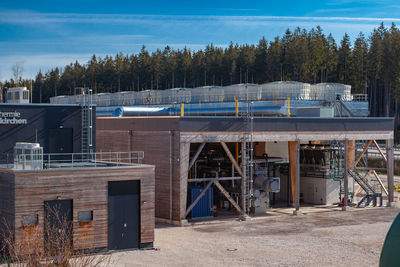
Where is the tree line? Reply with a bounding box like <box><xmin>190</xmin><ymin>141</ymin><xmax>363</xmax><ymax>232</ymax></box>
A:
<box><xmin>3</xmin><ymin>23</ymin><xmax>400</xmax><ymax>119</ymax></box>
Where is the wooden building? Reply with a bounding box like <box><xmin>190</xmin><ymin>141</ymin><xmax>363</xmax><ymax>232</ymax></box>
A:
<box><xmin>96</xmin><ymin>116</ymin><xmax>395</xmax><ymax>225</ymax></box>
<box><xmin>0</xmin><ymin>163</ymin><xmax>155</xmax><ymax>253</ymax></box>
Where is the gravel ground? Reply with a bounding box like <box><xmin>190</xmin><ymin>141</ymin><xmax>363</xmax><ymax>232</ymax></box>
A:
<box><xmin>111</xmin><ymin>207</ymin><xmax>400</xmax><ymax>267</ymax></box>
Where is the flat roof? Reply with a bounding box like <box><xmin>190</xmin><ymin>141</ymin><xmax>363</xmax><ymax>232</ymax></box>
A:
<box><xmin>97</xmin><ymin>116</ymin><xmax>394</xmax><ymax>133</ymax></box>
<box><xmin>0</xmin><ymin>103</ymin><xmax>81</xmax><ymax>107</ymax></box>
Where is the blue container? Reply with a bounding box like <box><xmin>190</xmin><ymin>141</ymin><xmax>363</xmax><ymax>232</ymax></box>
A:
<box><xmin>188</xmin><ymin>186</ymin><xmax>214</xmax><ymax>217</ymax></box>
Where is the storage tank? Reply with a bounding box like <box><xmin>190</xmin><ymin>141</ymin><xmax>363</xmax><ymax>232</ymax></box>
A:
<box><xmin>138</xmin><ymin>90</ymin><xmax>161</xmax><ymax>105</ymax></box>
<box><xmin>310</xmin><ymin>83</ymin><xmax>352</xmax><ymax>101</ymax></box>
<box><xmin>190</xmin><ymin>86</ymin><xmax>224</xmax><ymax>103</ymax></box>
<box><xmin>111</xmin><ymin>91</ymin><xmax>137</xmax><ymax>106</ymax></box>
<box><xmin>260</xmin><ymin>81</ymin><xmax>311</xmax><ymax>100</ymax></box>
<box><xmin>223</xmin><ymin>83</ymin><xmax>261</xmax><ymax>102</ymax></box>
<box><xmin>158</xmin><ymin>88</ymin><xmax>191</xmax><ymax>104</ymax></box>
<box><xmin>96</xmin><ymin>93</ymin><xmax>113</xmax><ymax>106</ymax></box>
<box><xmin>50</xmin><ymin>96</ymin><xmax>70</xmax><ymax>104</ymax></box>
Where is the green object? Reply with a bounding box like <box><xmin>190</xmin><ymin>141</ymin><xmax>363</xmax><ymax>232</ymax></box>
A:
<box><xmin>380</xmin><ymin>212</ymin><xmax>400</xmax><ymax>267</ymax></box>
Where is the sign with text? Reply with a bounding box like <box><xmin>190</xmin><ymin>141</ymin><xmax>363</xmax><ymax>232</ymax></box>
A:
<box><xmin>0</xmin><ymin>111</ymin><xmax>27</xmax><ymax>125</ymax></box>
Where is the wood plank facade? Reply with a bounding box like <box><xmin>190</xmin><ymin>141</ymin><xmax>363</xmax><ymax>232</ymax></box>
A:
<box><xmin>0</xmin><ymin>164</ymin><xmax>155</xmax><ymax>252</ymax></box>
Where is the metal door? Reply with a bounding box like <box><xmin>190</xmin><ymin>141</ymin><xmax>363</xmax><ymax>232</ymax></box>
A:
<box><xmin>44</xmin><ymin>199</ymin><xmax>73</xmax><ymax>253</ymax></box>
<box><xmin>108</xmin><ymin>180</ymin><xmax>140</xmax><ymax>250</ymax></box>
<box><xmin>48</xmin><ymin>128</ymin><xmax>73</xmax><ymax>154</ymax></box>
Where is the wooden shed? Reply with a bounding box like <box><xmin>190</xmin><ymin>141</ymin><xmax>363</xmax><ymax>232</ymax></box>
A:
<box><xmin>0</xmin><ymin>163</ymin><xmax>155</xmax><ymax>253</ymax></box>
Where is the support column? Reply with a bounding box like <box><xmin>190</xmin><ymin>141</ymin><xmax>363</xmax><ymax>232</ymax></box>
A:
<box><xmin>293</xmin><ymin>140</ymin><xmax>302</xmax><ymax>215</ymax></box>
<box><xmin>342</xmin><ymin>139</ymin><xmax>350</xmax><ymax>211</ymax></box>
<box><xmin>347</xmin><ymin>140</ymin><xmax>355</xmax><ymax>169</ymax></box>
<box><xmin>179</xmin><ymin>142</ymin><xmax>190</xmax><ymax>222</ymax></box>
<box><xmin>386</xmin><ymin>139</ymin><xmax>395</xmax><ymax>207</ymax></box>
<box><xmin>241</xmin><ymin>142</ymin><xmax>247</xmax><ymax>216</ymax></box>
<box><xmin>288</xmin><ymin>141</ymin><xmax>297</xmax><ymax>205</ymax></box>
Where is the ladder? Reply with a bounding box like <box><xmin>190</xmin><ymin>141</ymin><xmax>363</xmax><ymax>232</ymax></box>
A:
<box><xmin>80</xmin><ymin>88</ymin><xmax>93</xmax><ymax>158</ymax></box>
<box><xmin>239</xmin><ymin>77</ymin><xmax>254</xmax><ymax>215</ymax></box>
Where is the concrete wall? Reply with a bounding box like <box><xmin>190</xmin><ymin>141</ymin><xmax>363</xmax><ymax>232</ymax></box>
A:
<box><xmin>300</xmin><ymin>177</ymin><xmax>341</xmax><ymax>205</ymax></box>
<box><xmin>265</xmin><ymin>142</ymin><xmax>289</xmax><ymax>159</ymax></box>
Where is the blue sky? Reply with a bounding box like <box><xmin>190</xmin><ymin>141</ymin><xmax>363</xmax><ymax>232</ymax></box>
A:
<box><xmin>1</xmin><ymin>0</ymin><xmax>400</xmax><ymax>81</ymax></box>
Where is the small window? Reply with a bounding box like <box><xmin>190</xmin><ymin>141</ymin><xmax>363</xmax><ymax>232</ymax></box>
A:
<box><xmin>23</xmin><ymin>91</ymin><xmax>29</xmax><ymax>100</ymax></box>
<box><xmin>15</xmin><ymin>91</ymin><xmax>20</xmax><ymax>100</ymax></box>
<box><xmin>78</xmin><ymin>211</ymin><xmax>93</xmax><ymax>222</ymax></box>
<box><xmin>22</xmin><ymin>215</ymin><xmax>38</xmax><ymax>226</ymax></box>
<box><xmin>24</xmin><ymin>149</ymin><xmax>31</xmax><ymax>160</ymax></box>
<box><xmin>7</xmin><ymin>92</ymin><xmax>12</xmax><ymax>100</ymax></box>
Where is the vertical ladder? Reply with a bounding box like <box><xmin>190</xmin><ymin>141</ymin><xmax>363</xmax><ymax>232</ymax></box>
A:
<box><xmin>240</xmin><ymin>72</ymin><xmax>254</xmax><ymax>215</ymax></box>
<box><xmin>80</xmin><ymin>88</ymin><xmax>93</xmax><ymax>158</ymax></box>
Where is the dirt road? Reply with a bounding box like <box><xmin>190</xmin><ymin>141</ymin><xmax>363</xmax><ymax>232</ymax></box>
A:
<box><xmin>112</xmin><ymin>207</ymin><xmax>400</xmax><ymax>267</ymax></box>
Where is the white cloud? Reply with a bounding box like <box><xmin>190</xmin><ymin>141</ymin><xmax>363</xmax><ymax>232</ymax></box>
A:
<box><xmin>1</xmin><ymin>10</ymin><xmax>400</xmax><ymax>25</ymax></box>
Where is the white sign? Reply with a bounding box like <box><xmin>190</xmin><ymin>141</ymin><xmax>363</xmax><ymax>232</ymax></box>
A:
<box><xmin>0</xmin><ymin>111</ymin><xmax>27</xmax><ymax>125</ymax></box>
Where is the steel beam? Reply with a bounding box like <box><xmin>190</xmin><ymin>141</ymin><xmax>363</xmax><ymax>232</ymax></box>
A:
<box><xmin>295</xmin><ymin>140</ymin><xmax>300</xmax><ymax>211</ymax></box>
<box><xmin>185</xmin><ymin>179</ymin><xmax>215</xmax><ymax>218</ymax></box>
<box><xmin>188</xmin><ymin>177</ymin><xmax>242</xmax><ymax>182</ymax></box>
<box><xmin>372</xmin><ymin>140</ymin><xmax>387</xmax><ymax>162</ymax></box>
<box><xmin>372</xmin><ymin>170</ymin><xmax>389</xmax><ymax>196</ymax></box>
<box><xmin>220</xmin><ymin>142</ymin><xmax>244</xmax><ymax>177</ymax></box>
<box><xmin>188</xmin><ymin>142</ymin><xmax>205</xmax><ymax>170</ymax></box>
<box><xmin>213</xmin><ymin>181</ymin><xmax>244</xmax><ymax>215</ymax></box>
<box><xmin>180</xmin><ymin>131</ymin><xmax>393</xmax><ymax>143</ymax></box>
<box><xmin>343</xmin><ymin>139</ymin><xmax>349</xmax><ymax>211</ymax></box>
<box><xmin>241</xmin><ymin>142</ymin><xmax>247</xmax><ymax>214</ymax></box>
<box><xmin>386</xmin><ymin>139</ymin><xmax>394</xmax><ymax>205</ymax></box>
<box><xmin>353</xmin><ymin>140</ymin><xmax>372</xmax><ymax>168</ymax></box>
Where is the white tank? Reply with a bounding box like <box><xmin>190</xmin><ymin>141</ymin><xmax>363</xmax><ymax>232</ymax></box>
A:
<box><xmin>260</xmin><ymin>81</ymin><xmax>311</xmax><ymax>100</ymax></box>
<box><xmin>310</xmin><ymin>83</ymin><xmax>352</xmax><ymax>101</ymax></box>
<box><xmin>223</xmin><ymin>83</ymin><xmax>261</xmax><ymax>102</ymax></box>
<box><xmin>190</xmin><ymin>86</ymin><xmax>224</xmax><ymax>103</ymax></box>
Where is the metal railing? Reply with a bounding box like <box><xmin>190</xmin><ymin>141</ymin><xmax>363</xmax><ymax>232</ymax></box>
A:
<box><xmin>0</xmin><ymin>151</ymin><xmax>144</xmax><ymax>170</ymax></box>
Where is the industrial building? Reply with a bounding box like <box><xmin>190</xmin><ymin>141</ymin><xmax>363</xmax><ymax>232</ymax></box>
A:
<box><xmin>96</xmin><ymin>116</ymin><xmax>395</xmax><ymax>224</ymax></box>
<box><xmin>0</xmin><ymin>94</ymin><xmax>156</xmax><ymax>253</ymax></box>
<box><xmin>0</xmin><ymin>144</ymin><xmax>155</xmax><ymax>253</ymax></box>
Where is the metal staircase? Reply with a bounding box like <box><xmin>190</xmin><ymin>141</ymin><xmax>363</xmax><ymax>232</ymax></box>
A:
<box><xmin>348</xmin><ymin>169</ymin><xmax>382</xmax><ymax>207</ymax></box>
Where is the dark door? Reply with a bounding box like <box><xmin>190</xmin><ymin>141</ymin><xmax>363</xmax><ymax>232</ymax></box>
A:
<box><xmin>49</xmin><ymin>128</ymin><xmax>73</xmax><ymax>154</ymax></box>
<box><xmin>44</xmin><ymin>199</ymin><xmax>73</xmax><ymax>253</ymax></box>
<box><xmin>108</xmin><ymin>180</ymin><xmax>140</xmax><ymax>250</ymax></box>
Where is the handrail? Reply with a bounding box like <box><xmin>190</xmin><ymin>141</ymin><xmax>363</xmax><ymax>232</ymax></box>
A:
<box><xmin>1</xmin><ymin>151</ymin><xmax>144</xmax><ymax>170</ymax></box>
